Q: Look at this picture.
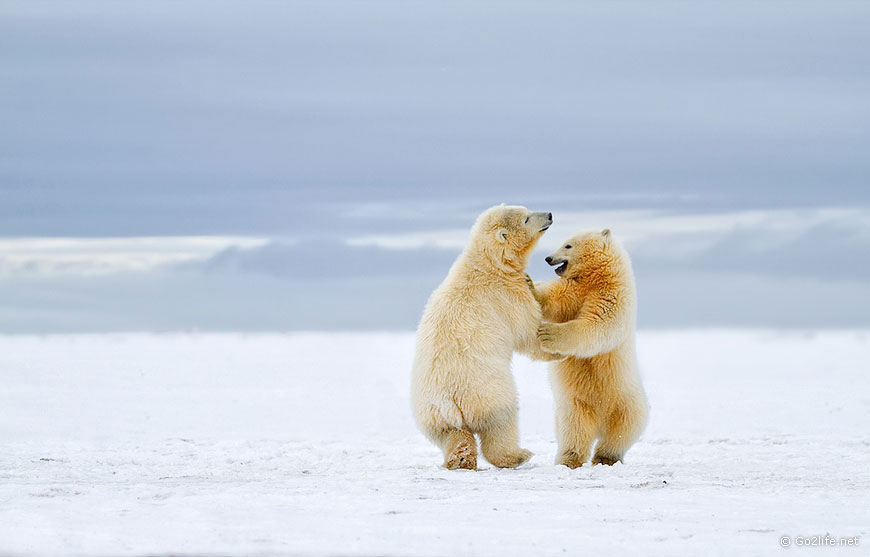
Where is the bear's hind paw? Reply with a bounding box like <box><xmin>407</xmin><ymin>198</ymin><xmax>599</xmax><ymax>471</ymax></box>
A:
<box><xmin>488</xmin><ymin>448</ymin><xmax>533</xmax><ymax>469</ymax></box>
<box><xmin>591</xmin><ymin>453</ymin><xmax>622</xmax><ymax>466</ymax></box>
<box><xmin>444</xmin><ymin>442</ymin><xmax>477</xmax><ymax>471</ymax></box>
<box><xmin>556</xmin><ymin>450</ymin><xmax>588</xmax><ymax>469</ymax></box>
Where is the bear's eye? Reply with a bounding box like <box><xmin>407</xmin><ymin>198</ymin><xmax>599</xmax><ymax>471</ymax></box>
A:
<box><xmin>565</xmin><ymin>245</ymin><xmax>572</xmax><ymax>249</ymax></box>
<box><xmin>524</xmin><ymin>216</ymin><xmax>529</xmax><ymax>224</ymax></box>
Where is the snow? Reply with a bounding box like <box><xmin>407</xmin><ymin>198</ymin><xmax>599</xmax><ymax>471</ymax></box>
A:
<box><xmin>1</xmin><ymin>330</ymin><xmax>868</xmax><ymax>555</ymax></box>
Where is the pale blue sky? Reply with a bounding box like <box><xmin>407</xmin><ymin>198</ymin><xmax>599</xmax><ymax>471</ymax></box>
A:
<box><xmin>1</xmin><ymin>1</ymin><xmax>868</xmax><ymax>331</ymax></box>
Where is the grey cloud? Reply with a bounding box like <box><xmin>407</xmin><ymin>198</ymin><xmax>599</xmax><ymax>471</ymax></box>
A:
<box><xmin>1</xmin><ymin>1</ymin><xmax>869</xmax><ymax>237</ymax></box>
<box><xmin>1</xmin><ymin>1</ymin><xmax>869</xmax><ymax>332</ymax></box>
<box><xmin>634</xmin><ymin>223</ymin><xmax>870</xmax><ymax>282</ymax></box>
<box><xmin>199</xmin><ymin>240</ymin><xmax>460</xmax><ymax>280</ymax></box>
<box><xmin>636</xmin><ymin>270</ymin><xmax>870</xmax><ymax>329</ymax></box>
<box><xmin>0</xmin><ymin>271</ymin><xmax>440</xmax><ymax>333</ymax></box>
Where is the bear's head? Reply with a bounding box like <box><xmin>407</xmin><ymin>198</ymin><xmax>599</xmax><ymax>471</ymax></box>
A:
<box><xmin>470</xmin><ymin>204</ymin><xmax>553</xmax><ymax>272</ymax></box>
<box><xmin>544</xmin><ymin>228</ymin><xmax>620</xmax><ymax>279</ymax></box>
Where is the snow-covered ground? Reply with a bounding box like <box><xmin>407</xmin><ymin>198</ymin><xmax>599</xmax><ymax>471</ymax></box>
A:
<box><xmin>1</xmin><ymin>331</ymin><xmax>868</xmax><ymax>556</ymax></box>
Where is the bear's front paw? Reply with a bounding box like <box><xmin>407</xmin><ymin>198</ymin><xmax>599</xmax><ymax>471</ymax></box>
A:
<box><xmin>523</xmin><ymin>273</ymin><xmax>536</xmax><ymax>292</ymax></box>
<box><xmin>537</xmin><ymin>323</ymin><xmax>569</xmax><ymax>354</ymax></box>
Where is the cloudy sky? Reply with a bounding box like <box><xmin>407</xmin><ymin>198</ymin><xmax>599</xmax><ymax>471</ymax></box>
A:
<box><xmin>1</xmin><ymin>1</ymin><xmax>868</xmax><ymax>332</ymax></box>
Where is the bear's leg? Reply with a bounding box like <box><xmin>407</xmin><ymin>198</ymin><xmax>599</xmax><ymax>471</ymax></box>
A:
<box><xmin>592</xmin><ymin>401</ymin><xmax>646</xmax><ymax>466</ymax></box>
<box><xmin>554</xmin><ymin>398</ymin><xmax>598</xmax><ymax>469</ymax></box>
<box><xmin>434</xmin><ymin>428</ymin><xmax>478</xmax><ymax>470</ymax></box>
<box><xmin>478</xmin><ymin>407</ymin><xmax>533</xmax><ymax>468</ymax></box>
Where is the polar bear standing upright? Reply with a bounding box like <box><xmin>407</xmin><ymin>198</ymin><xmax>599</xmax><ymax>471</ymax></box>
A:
<box><xmin>411</xmin><ymin>205</ymin><xmax>559</xmax><ymax>470</ymax></box>
<box><xmin>533</xmin><ymin>229</ymin><xmax>649</xmax><ymax>468</ymax></box>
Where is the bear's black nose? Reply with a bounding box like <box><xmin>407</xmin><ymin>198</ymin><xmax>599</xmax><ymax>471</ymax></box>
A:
<box><xmin>547</xmin><ymin>213</ymin><xmax>553</xmax><ymax>221</ymax></box>
<box><xmin>545</xmin><ymin>256</ymin><xmax>553</xmax><ymax>264</ymax></box>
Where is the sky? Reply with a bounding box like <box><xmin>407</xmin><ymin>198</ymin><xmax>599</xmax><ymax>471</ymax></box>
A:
<box><xmin>1</xmin><ymin>0</ymin><xmax>869</xmax><ymax>332</ymax></box>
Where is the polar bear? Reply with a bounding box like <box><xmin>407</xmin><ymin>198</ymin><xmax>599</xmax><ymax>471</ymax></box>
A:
<box><xmin>411</xmin><ymin>205</ymin><xmax>561</xmax><ymax>470</ymax></box>
<box><xmin>531</xmin><ymin>229</ymin><xmax>649</xmax><ymax>468</ymax></box>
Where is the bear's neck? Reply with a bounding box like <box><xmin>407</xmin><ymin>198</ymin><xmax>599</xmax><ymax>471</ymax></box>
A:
<box><xmin>459</xmin><ymin>249</ymin><xmax>527</xmax><ymax>281</ymax></box>
<box><xmin>577</xmin><ymin>260</ymin><xmax>623</xmax><ymax>289</ymax></box>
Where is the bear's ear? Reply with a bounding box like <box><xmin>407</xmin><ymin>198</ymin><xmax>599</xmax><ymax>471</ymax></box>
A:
<box><xmin>601</xmin><ymin>228</ymin><xmax>611</xmax><ymax>239</ymax></box>
<box><xmin>496</xmin><ymin>228</ymin><xmax>509</xmax><ymax>243</ymax></box>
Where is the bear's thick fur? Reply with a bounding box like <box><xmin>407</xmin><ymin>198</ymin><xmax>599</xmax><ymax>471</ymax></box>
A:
<box><xmin>411</xmin><ymin>205</ymin><xmax>559</xmax><ymax>470</ymax></box>
<box><xmin>533</xmin><ymin>229</ymin><xmax>649</xmax><ymax>468</ymax></box>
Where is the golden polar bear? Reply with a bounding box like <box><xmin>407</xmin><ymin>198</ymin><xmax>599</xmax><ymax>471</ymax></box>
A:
<box><xmin>532</xmin><ymin>229</ymin><xmax>649</xmax><ymax>468</ymax></box>
<box><xmin>411</xmin><ymin>205</ymin><xmax>560</xmax><ymax>470</ymax></box>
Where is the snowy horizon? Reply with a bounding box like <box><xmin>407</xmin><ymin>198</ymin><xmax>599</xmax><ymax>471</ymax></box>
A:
<box><xmin>1</xmin><ymin>202</ymin><xmax>869</xmax><ymax>332</ymax></box>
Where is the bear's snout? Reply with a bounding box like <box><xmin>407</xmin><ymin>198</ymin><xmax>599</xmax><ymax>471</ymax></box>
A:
<box><xmin>545</xmin><ymin>256</ymin><xmax>554</xmax><ymax>264</ymax></box>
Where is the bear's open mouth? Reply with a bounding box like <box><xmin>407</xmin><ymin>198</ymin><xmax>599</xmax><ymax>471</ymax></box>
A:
<box><xmin>539</xmin><ymin>224</ymin><xmax>550</xmax><ymax>232</ymax></box>
<box><xmin>548</xmin><ymin>258</ymin><xmax>568</xmax><ymax>276</ymax></box>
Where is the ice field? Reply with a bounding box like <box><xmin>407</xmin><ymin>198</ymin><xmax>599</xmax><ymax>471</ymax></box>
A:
<box><xmin>1</xmin><ymin>330</ymin><xmax>868</xmax><ymax>555</ymax></box>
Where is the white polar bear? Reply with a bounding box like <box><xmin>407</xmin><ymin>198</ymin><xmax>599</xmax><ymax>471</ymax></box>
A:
<box><xmin>533</xmin><ymin>229</ymin><xmax>649</xmax><ymax>468</ymax></box>
<box><xmin>411</xmin><ymin>204</ymin><xmax>559</xmax><ymax>470</ymax></box>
